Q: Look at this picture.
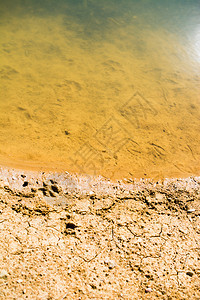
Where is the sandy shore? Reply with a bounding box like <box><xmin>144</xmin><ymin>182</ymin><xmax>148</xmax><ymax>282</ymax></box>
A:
<box><xmin>0</xmin><ymin>166</ymin><xmax>200</xmax><ymax>299</ymax></box>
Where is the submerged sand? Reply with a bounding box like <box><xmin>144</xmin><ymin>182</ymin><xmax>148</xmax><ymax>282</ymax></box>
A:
<box><xmin>0</xmin><ymin>166</ymin><xmax>199</xmax><ymax>299</ymax></box>
<box><xmin>0</xmin><ymin>2</ymin><xmax>200</xmax><ymax>179</ymax></box>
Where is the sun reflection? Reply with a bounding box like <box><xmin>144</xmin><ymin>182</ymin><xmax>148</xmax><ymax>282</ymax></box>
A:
<box><xmin>190</xmin><ymin>25</ymin><xmax>200</xmax><ymax>63</ymax></box>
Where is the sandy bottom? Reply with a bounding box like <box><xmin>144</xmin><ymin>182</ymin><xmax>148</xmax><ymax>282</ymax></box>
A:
<box><xmin>0</xmin><ymin>3</ymin><xmax>200</xmax><ymax>180</ymax></box>
<box><xmin>0</xmin><ymin>166</ymin><xmax>199</xmax><ymax>299</ymax></box>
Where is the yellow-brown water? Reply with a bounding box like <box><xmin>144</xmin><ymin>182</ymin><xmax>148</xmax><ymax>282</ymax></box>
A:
<box><xmin>0</xmin><ymin>0</ymin><xmax>200</xmax><ymax>179</ymax></box>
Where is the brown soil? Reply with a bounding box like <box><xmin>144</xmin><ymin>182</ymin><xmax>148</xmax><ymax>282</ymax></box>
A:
<box><xmin>0</xmin><ymin>167</ymin><xmax>199</xmax><ymax>299</ymax></box>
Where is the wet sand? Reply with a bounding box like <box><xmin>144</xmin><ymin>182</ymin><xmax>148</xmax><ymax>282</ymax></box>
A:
<box><xmin>0</xmin><ymin>166</ymin><xmax>200</xmax><ymax>299</ymax></box>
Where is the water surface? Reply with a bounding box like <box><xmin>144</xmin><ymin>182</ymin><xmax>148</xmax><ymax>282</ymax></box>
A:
<box><xmin>0</xmin><ymin>0</ymin><xmax>200</xmax><ymax>179</ymax></box>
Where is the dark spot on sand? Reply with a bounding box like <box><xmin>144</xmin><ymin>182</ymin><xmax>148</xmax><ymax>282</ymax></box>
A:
<box><xmin>22</xmin><ymin>181</ymin><xmax>29</xmax><ymax>187</ymax></box>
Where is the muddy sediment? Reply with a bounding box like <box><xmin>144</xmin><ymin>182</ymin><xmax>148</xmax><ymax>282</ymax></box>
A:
<box><xmin>0</xmin><ymin>167</ymin><xmax>199</xmax><ymax>299</ymax></box>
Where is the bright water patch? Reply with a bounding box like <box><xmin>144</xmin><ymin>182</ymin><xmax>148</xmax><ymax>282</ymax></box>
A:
<box><xmin>0</xmin><ymin>0</ymin><xmax>199</xmax><ymax>179</ymax></box>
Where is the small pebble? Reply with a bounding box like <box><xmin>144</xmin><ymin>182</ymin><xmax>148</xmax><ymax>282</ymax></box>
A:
<box><xmin>0</xmin><ymin>270</ymin><xmax>8</xmax><ymax>278</ymax></box>
<box><xmin>108</xmin><ymin>260</ymin><xmax>116</xmax><ymax>269</ymax></box>
<box><xmin>145</xmin><ymin>287</ymin><xmax>152</xmax><ymax>293</ymax></box>
<box><xmin>104</xmin><ymin>257</ymin><xmax>109</xmax><ymax>264</ymax></box>
<box><xmin>186</xmin><ymin>271</ymin><xmax>194</xmax><ymax>277</ymax></box>
<box><xmin>104</xmin><ymin>258</ymin><xmax>116</xmax><ymax>269</ymax></box>
<box><xmin>187</xmin><ymin>209</ymin><xmax>195</xmax><ymax>213</ymax></box>
<box><xmin>120</xmin><ymin>235</ymin><xmax>126</xmax><ymax>241</ymax></box>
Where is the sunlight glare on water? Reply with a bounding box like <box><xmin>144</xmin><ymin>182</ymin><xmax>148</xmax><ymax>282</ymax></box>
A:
<box><xmin>0</xmin><ymin>0</ymin><xmax>199</xmax><ymax>179</ymax></box>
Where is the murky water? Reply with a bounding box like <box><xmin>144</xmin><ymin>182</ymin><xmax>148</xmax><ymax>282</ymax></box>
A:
<box><xmin>0</xmin><ymin>0</ymin><xmax>199</xmax><ymax>179</ymax></box>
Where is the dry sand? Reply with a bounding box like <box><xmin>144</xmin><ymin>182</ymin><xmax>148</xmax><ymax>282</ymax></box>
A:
<box><xmin>0</xmin><ymin>166</ymin><xmax>199</xmax><ymax>299</ymax></box>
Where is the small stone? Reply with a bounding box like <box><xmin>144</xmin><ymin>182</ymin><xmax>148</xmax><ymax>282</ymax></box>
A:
<box><xmin>75</xmin><ymin>199</ymin><xmax>90</xmax><ymax>214</ymax></box>
<box><xmin>104</xmin><ymin>257</ymin><xmax>109</xmax><ymax>264</ymax></box>
<box><xmin>146</xmin><ymin>196</ymin><xmax>152</xmax><ymax>203</ymax></box>
<box><xmin>120</xmin><ymin>235</ymin><xmax>126</xmax><ymax>241</ymax></box>
<box><xmin>155</xmin><ymin>193</ymin><xmax>164</xmax><ymax>201</ymax></box>
<box><xmin>17</xmin><ymin>279</ymin><xmax>23</xmax><ymax>283</ymax></box>
<box><xmin>145</xmin><ymin>287</ymin><xmax>152</xmax><ymax>293</ymax></box>
<box><xmin>104</xmin><ymin>258</ymin><xmax>116</xmax><ymax>269</ymax></box>
<box><xmin>186</xmin><ymin>271</ymin><xmax>194</xmax><ymax>277</ymax></box>
<box><xmin>90</xmin><ymin>283</ymin><xmax>96</xmax><ymax>289</ymax></box>
<box><xmin>0</xmin><ymin>270</ymin><xmax>8</xmax><ymax>278</ymax></box>
<box><xmin>187</xmin><ymin>209</ymin><xmax>195</xmax><ymax>213</ymax></box>
<box><xmin>108</xmin><ymin>260</ymin><xmax>116</xmax><ymax>269</ymax></box>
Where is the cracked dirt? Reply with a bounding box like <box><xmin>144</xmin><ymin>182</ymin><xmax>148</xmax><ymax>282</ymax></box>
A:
<box><xmin>0</xmin><ymin>168</ymin><xmax>200</xmax><ymax>299</ymax></box>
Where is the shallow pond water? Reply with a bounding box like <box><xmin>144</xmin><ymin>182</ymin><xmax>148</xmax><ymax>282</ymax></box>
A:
<box><xmin>0</xmin><ymin>0</ymin><xmax>199</xmax><ymax>179</ymax></box>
